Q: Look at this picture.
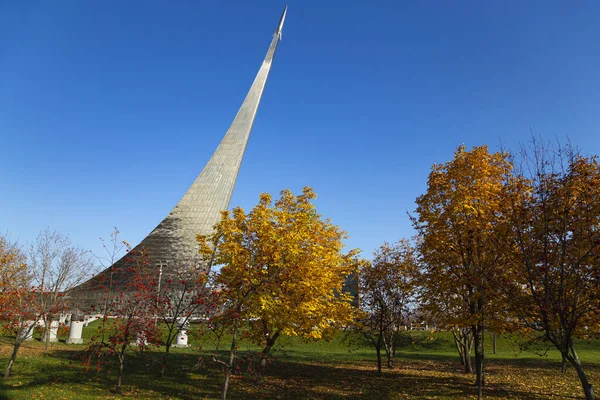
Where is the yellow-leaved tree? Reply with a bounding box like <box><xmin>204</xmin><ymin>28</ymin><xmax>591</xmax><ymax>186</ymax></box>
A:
<box><xmin>412</xmin><ymin>145</ymin><xmax>513</xmax><ymax>398</ymax></box>
<box><xmin>197</xmin><ymin>187</ymin><xmax>358</xmax><ymax>400</ymax></box>
<box><xmin>0</xmin><ymin>234</ymin><xmax>28</xmax><ymax>295</ymax></box>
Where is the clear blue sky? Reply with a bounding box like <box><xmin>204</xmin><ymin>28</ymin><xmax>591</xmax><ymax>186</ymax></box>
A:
<box><xmin>2</xmin><ymin>1</ymin><xmax>600</xmax><ymax>259</ymax></box>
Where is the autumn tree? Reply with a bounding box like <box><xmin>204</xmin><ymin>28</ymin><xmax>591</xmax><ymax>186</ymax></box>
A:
<box><xmin>198</xmin><ymin>187</ymin><xmax>358</xmax><ymax>400</ymax></box>
<box><xmin>94</xmin><ymin>227</ymin><xmax>129</xmax><ymax>320</ymax></box>
<box><xmin>28</xmin><ymin>228</ymin><xmax>96</xmax><ymax>351</ymax></box>
<box><xmin>501</xmin><ymin>140</ymin><xmax>600</xmax><ymax>400</ymax></box>
<box><xmin>0</xmin><ymin>234</ymin><xmax>28</xmax><ymax>295</ymax></box>
<box><xmin>358</xmin><ymin>239</ymin><xmax>418</xmax><ymax>375</ymax></box>
<box><xmin>152</xmin><ymin>264</ymin><xmax>213</xmax><ymax>377</ymax></box>
<box><xmin>86</xmin><ymin>248</ymin><xmax>158</xmax><ymax>394</ymax></box>
<box><xmin>0</xmin><ymin>234</ymin><xmax>36</xmax><ymax>379</ymax></box>
<box><xmin>412</xmin><ymin>145</ymin><xmax>512</xmax><ymax>398</ymax></box>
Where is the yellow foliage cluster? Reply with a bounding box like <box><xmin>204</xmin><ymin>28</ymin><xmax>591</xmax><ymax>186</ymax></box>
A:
<box><xmin>197</xmin><ymin>187</ymin><xmax>358</xmax><ymax>345</ymax></box>
<box><xmin>413</xmin><ymin>145</ymin><xmax>512</xmax><ymax>329</ymax></box>
<box><xmin>0</xmin><ymin>235</ymin><xmax>28</xmax><ymax>294</ymax></box>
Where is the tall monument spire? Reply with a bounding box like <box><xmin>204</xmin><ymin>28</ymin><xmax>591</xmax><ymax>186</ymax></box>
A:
<box><xmin>275</xmin><ymin>6</ymin><xmax>287</xmax><ymax>39</ymax></box>
<box><xmin>137</xmin><ymin>6</ymin><xmax>287</xmax><ymax>270</ymax></box>
<box><xmin>74</xmin><ymin>8</ymin><xmax>287</xmax><ymax>296</ymax></box>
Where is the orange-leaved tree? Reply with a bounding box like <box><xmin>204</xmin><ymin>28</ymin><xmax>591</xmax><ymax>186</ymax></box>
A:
<box><xmin>358</xmin><ymin>239</ymin><xmax>418</xmax><ymax>375</ymax></box>
<box><xmin>0</xmin><ymin>234</ymin><xmax>33</xmax><ymax>379</ymax></box>
<box><xmin>85</xmin><ymin>247</ymin><xmax>159</xmax><ymax>394</ymax></box>
<box><xmin>412</xmin><ymin>145</ymin><xmax>512</xmax><ymax>398</ymax></box>
<box><xmin>198</xmin><ymin>187</ymin><xmax>358</xmax><ymax>400</ymax></box>
<box><xmin>152</xmin><ymin>264</ymin><xmax>213</xmax><ymax>377</ymax></box>
<box><xmin>501</xmin><ymin>141</ymin><xmax>600</xmax><ymax>400</ymax></box>
<box><xmin>0</xmin><ymin>234</ymin><xmax>28</xmax><ymax>295</ymax></box>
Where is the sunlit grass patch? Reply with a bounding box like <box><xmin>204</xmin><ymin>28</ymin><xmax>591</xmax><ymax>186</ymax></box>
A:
<box><xmin>0</xmin><ymin>331</ymin><xmax>598</xmax><ymax>399</ymax></box>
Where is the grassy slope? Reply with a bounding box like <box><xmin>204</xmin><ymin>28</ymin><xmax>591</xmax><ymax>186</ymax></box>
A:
<box><xmin>0</xmin><ymin>323</ymin><xmax>599</xmax><ymax>399</ymax></box>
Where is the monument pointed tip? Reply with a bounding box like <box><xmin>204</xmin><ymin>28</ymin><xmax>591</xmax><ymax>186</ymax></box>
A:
<box><xmin>275</xmin><ymin>6</ymin><xmax>287</xmax><ymax>38</ymax></box>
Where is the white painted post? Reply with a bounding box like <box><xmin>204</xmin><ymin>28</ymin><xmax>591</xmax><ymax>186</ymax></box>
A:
<box><xmin>66</xmin><ymin>313</ymin><xmax>84</xmax><ymax>344</ymax></box>
<box><xmin>43</xmin><ymin>320</ymin><xmax>59</xmax><ymax>343</ymax></box>
<box><xmin>173</xmin><ymin>317</ymin><xmax>189</xmax><ymax>348</ymax></box>
<box><xmin>175</xmin><ymin>330</ymin><xmax>189</xmax><ymax>347</ymax></box>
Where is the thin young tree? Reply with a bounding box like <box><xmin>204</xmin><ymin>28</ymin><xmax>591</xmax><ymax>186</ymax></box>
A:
<box><xmin>152</xmin><ymin>264</ymin><xmax>213</xmax><ymax>377</ymax></box>
<box><xmin>2</xmin><ymin>288</ymin><xmax>43</xmax><ymax>378</ymax></box>
<box><xmin>95</xmin><ymin>227</ymin><xmax>129</xmax><ymax>316</ymax></box>
<box><xmin>85</xmin><ymin>248</ymin><xmax>158</xmax><ymax>394</ymax></box>
<box><xmin>85</xmin><ymin>227</ymin><xmax>130</xmax><ymax>349</ymax></box>
<box><xmin>28</xmin><ymin>228</ymin><xmax>96</xmax><ymax>350</ymax></box>
<box><xmin>358</xmin><ymin>239</ymin><xmax>418</xmax><ymax>375</ymax></box>
<box><xmin>0</xmin><ymin>234</ymin><xmax>37</xmax><ymax>379</ymax></box>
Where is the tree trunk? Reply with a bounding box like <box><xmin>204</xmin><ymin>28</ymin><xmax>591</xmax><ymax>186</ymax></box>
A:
<box><xmin>4</xmin><ymin>342</ymin><xmax>21</xmax><ymax>378</ymax></box>
<box><xmin>566</xmin><ymin>341</ymin><xmax>595</xmax><ymax>400</ymax></box>
<box><xmin>572</xmin><ymin>360</ymin><xmax>595</xmax><ymax>400</ymax></box>
<box><xmin>116</xmin><ymin>358</ymin><xmax>124</xmax><ymax>394</ymax></box>
<box><xmin>221</xmin><ymin>318</ymin><xmax>239</xmax><ymax>400</ymax></box>
<box><xmin>466</xmin><ymin>332</ymin><xmax>473</xmax><ymax>374</ymax></box>
<box><xmin>452</xmin><ymin>329</ymin><xmax>473</xmax><ymax>373</ymax></box>
<box><xmin>116</xmin><ymin>342</ymin><xmax>127</xmax><ymax>394</ymax></box>
<box><xmin>374</xmin><ymin>333</ymin><xmax>384</xmax><ymax>376</ymax></box>
<box><xmin>161</xmin><ymin>326</ymin><xmax>181</xmax><ymax>377</ymax></box>
<box><xmin>160</xmin><ymin>344</ymin><xmax>171</xmax><ymax>377</ymax></box>
<box><xmin>472</xmin><ymin>323</ymin><xmax>484</xmax><ymax>399</ymax></box>
<box><xmin>376</xmin><ymin>344</ymin><xmax>382</xmax><ymax>376</ymax></box>
<box><xmin>44</xmin><ymin>317</ymin><xmax>51</xmax><ymax>351</ymax></box>
<box><xmin>383</xmin><ymin>332</ymin><xmax>395</xmax><ymax>369</ymax></box>
<box><xmin>386</xmin><ymin>348</ymin><xmax>394</xmax><ymax>369</ymax></box>
<box><xmin>481</xmin><ymin>323</ymin><xmax>485</xmax><ymax>387</ymax></box>
<box><xmin>452</xmin><ymin>330</ymin><xmax>465</xmax><ymax>366</ymax></box>
<box><xmin>464</xmin><ymin>340</ymin><xmax>473</xmax><ymax>374</ymax></box>
<box><xmin>44</xmin><ymin>327</ymin><xmax>51</xmax><ymax>351</ymax></box>
<box><xmin>492</xmin><ymin>331</ymin><xmax>497</xmax><ymax>355</ymax></box>
<box><xmin>260</xmin><ymin>330</ymin><xmax>280</xmax><ymax>369</ymax></box>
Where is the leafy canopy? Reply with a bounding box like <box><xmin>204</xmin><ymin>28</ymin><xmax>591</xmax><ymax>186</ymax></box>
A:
<box><xmin>198</xmin><ymin>187</ymin><xmax>358</xmax><ymax>343</ymax></box>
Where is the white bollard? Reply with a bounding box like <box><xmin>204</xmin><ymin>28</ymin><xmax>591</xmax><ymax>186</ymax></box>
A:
<box><xmin>174</xmin><ymin>329</ymin><xmax>189</xmax><ymax>347</ymax></box>
<box><xmin>173</xmin><ymin>317</ymin><xmax>189</xmax><ymax>348</ymax></box>
<box><xmin>43</xmin><ymin>320</ymin><xmax>59</xmax><ymax>343</ymax></box>
<box><xmin>66</xmin><ymin>313</ymin><xmax>84</xmax><ymax>344</ymax></box>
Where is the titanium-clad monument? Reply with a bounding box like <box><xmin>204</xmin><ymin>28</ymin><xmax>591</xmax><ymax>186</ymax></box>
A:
<box><xmin>71</xmin><ymin>7</ymin><xmax>287</xmax><ymax>299</ymax></box>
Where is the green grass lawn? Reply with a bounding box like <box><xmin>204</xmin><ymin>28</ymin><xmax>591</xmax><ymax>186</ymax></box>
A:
<box><xmin>0</xmin><ymin>324</ymin><xmax>598</xmax><ymax>399</ymax></box>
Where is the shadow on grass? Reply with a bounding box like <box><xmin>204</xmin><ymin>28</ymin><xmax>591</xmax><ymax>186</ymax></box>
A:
<box><xmin>252</xmin><ymin>348</ymin><xmax>593</xmax><ymax>399</ymax></box>
<box><xmin>1</xmin><ymin>343</ymin><xmax>597</xmax><ymax>399</ymax></box>
<box><xmin>0</xmin><ymin>347</ymin><xmax>223</xmax><ymax>400</ymax></box>
<box><xmin>238</xmin><ymin>357</ymin><xmax>572</xmax><ymax>400</ymax></box>
<box><xmin>398</xmin><ymin>349</ymin><xmax>600</xmax><ymax>374</ymax></box>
